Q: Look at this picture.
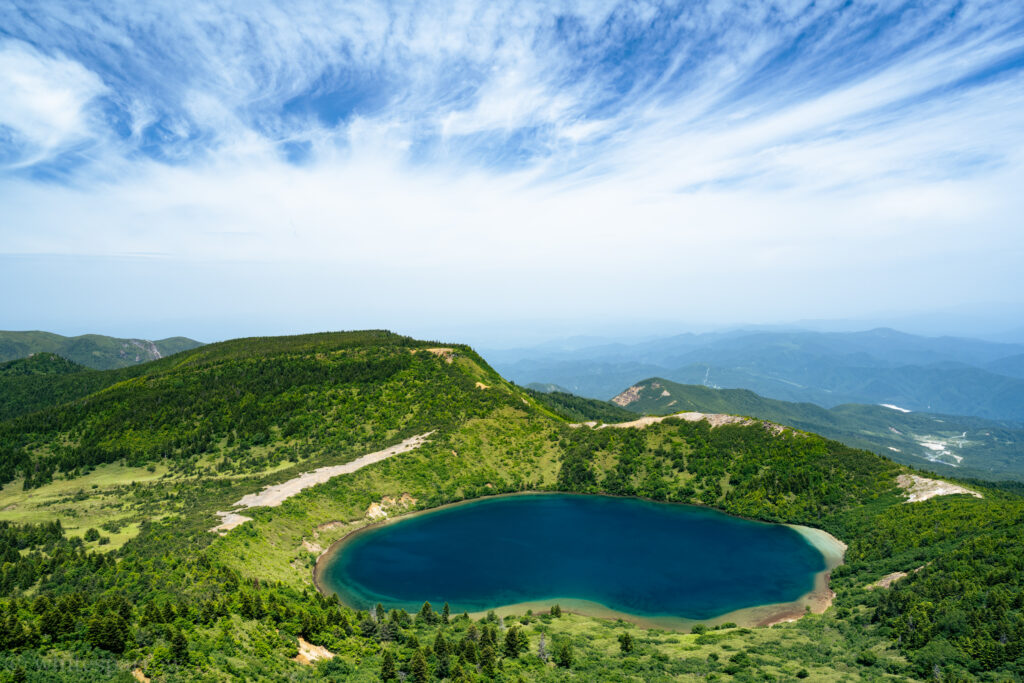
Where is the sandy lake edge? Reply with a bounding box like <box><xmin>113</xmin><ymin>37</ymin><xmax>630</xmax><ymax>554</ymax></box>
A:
<box><xmin>312</xmin><ymin>491</ymin><xmax>847</xmax><ymax>631</ymax></box>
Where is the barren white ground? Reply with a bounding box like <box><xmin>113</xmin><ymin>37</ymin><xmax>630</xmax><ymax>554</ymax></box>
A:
<box><xmin>572</xmin><ymin>411</ymin><xmax>791</xmax><ymax>437</ymax></box>
<box><xmin>210</xmin><ymin>432</ymin><xmax>432</xmax><ymax>533</ymax></box>
<box><xmin>895</xmin><ymin>473</ymin><xmax>982</xmax><ymax>503</ymax></box>
<box><xmin>573</xmin><ymin>411</ymin><xmax>753</xmax><ymax>429</ymax></box>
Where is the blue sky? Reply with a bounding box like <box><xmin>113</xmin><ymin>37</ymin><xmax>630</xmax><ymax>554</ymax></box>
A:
<box><xmin>1</xmin><ymin>1</ymin><xmax>1023</xmax><ymax>345</ymax></box>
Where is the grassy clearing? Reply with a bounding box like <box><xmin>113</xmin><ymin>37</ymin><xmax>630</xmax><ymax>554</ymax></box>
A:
<box><xmin>210</xmin><ymin>410</ymin><xmax>564</xmax><ymax>589</ymax></box>
<box><xmin>496</xmin><ymin>610</ymin><xmax>909</xmax><ymax>681</ymax></box>
<box><xmin>0</xmin><ymin>462</ymin><xmax>177</xmax><ymax>549</ymax></box>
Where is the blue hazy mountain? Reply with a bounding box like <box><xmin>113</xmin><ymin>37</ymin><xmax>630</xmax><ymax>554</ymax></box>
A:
<box><xmin>484</xmin><ymin>328</ymin><xmax>1024</xmax><ymax>421</ymax></box>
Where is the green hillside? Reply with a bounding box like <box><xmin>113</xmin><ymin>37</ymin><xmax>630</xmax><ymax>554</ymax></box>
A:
<box><xmin>0</xmin><ymin>331</ymin><xmax>515</xmax><ymax>489</ymax></box>
<box><xmin>0</xmin><ymin>332</ymin><xmax>1021</xmax><ymax>681</ymax></box>
<box><xmin>0</xmin><ymin>352</ymin><xmax>87</xmax><ymax>376</ymax></box>
<box><xmin>613</xmin><ymin>378</ymin><xmax>1024</xmax><ymax>482</ymax></box>
<box><xmin>0</xmin><ymin>330</ymin><xmax>203</xmax><ymax>369</ymax></box>
<box><xmin>523</xmin><ymin>388</ymin><xmax>636</xmax><ymax>423</ymax></box>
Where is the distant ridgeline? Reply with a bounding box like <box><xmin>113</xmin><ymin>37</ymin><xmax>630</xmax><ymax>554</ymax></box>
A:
<box><xmin>0</xmin><ymin>330</ymin><xmax>1021</xmax><ymax>681</ymax></box>
<box><xmin>0</xmin><ymin>330</ymin><xmax>203</xmax><ymax>370</ymax></box>
<box><xmin>612</xmin><ymin>377</ymin><xmax>1024</xmax><ymax>483</ymax></box>
<box><xmin>488</xmin><ymin>328</ymin><xmax>1024</xmax><ymax>421</ymax></box>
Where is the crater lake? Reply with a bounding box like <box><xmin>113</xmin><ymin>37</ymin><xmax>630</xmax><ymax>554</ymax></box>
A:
<box><xmin>316</xmin><ymin>493</ymin><xmax>842</xmax><ymax>626</ymax></box>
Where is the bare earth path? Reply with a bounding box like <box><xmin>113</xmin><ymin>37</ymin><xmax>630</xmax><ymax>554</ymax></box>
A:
<box><xmin>210</xmin><ymin>432</ymin><xmax>433</xmax><ymax>533</ymax></box>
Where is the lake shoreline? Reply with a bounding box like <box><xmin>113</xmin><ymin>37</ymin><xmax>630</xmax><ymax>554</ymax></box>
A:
<box><xmin>313</xmin><ymin>491</ymin><xmax>847</xmax><ymax>630</ymax></box>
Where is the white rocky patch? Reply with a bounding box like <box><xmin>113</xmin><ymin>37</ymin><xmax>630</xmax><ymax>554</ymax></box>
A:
<box><xmin>896</xmin><ymin>474</ymin><xmax>982</xmax><ymax>503</ymax></box>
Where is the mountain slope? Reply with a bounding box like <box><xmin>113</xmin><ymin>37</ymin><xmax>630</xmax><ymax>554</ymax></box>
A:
<box><xmin>988</xmin><ymin>352</ymin><xmax>1024</xmax><ymax>379</ymax></box>
<box><xmin>0</xmin><ymin>331</ymin><xmax>1021</xmax><ymax>681</ymax></box>
<box><xmin>0</xmin><ymin>331</ymin><xmax>520</xmax><ymax>488</ymax></box>
<box><xmin>0</xmin><ymin>352</ymin><xmax>87</xmax><ymax>376</ymax></box>
<box><xmin>0</xmin><ymin>330</ymin><xmax>203</xmax><ymax>369</ymax></box>
<box><xmin>612</xmin><ymin>378</ymin><xmax>1024</xmax><ymax>481</ymax></box>
<box><xmin>523</xmin><ymin>388</ymin><xmax>636</xmax><ymax>423</ymax></box>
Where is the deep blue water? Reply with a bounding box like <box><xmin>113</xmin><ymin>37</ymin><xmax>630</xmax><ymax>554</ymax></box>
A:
<box><xmin>319</xmin><ymin>494</ymin><xmax>826</xmax><ymax>620</ymax></box>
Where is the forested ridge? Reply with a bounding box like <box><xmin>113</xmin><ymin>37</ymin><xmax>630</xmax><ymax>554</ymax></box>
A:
<box><xmin>613</xmin><ymin>377</ymin><xmax>1024</xmax><ymax>482</ymax></box>
<box><xmin>0</xmin><ymin>331</ymin><xmax>202</xmax><ymax>370</ymax></box>
<box><xmin>0</xmin><ymin>331</ymin><xmax>1020</xmax><ymax>681</ymax></box>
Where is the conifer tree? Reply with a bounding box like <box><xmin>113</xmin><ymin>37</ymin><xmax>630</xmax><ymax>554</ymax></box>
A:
<box><xmin>517</xmin><ymin>627</ymin><xmax>529</xmax><ymax>655</ymax></box>
<box><xmin>504</xmin><ymin>625</ymin><xmax>524</xmax><ymax>658</ymax></box>
<box><xmin>411</xmin><ymin>648</ymin><xmax>430</xmax><ymax>683</ymax></box>
<box><xmin>436</xmin><ymin>653</ymin><xmax>451</xmax><ymax>680</ymax></box>
<box><xmin>380</xmin><ymin>648</ymin><xmax>397</xmax><ymax>681</ymax></box>
<box><xmin>170</xmin><ymin>627</ymin><xmax>189</xmax><ymax>664</ymax></box>
<box><xmin>480</xmin><ymin>643</ymin><xmax>497</xmax><ymax>678</ymax></box>
<box><xmin>481</xmin><ymin>624</ymin><xmax>497</xmax><ymax>650</ymax></box>
<box><xmin>418</xmin><ymin>601</ymin><xmax>435</xmax><ymax>624</ymax></box>
<box><xmin>450</xmin><ymin>658</ymin><xmax>469</xmax><ymax>682</ymax></box>
<box><xmin>434</xmin><ymin>630</ymin><xmax>450</xmax><ymax>658</ymax></box>
<box><xmin>460</xmin><ymin>636</ymin><xmax>479</xmax><ymax>664</ymax></box>
<box><xmin>86</xmin><ymin>612</ymin><xmax>129</xmax><ymax>653</ymax></box>
<box><xmin>360</xmin><ymin>615</ymin><xmax>377</xmax><ymax>638</ymax></box>
<box><xmin>555</xmin><ymin>639</ymin><xmax>574</xmax><ymax>668</ymax></box>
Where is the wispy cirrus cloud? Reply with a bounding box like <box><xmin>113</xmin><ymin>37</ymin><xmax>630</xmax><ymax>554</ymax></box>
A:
<box><xmin>0</xmin><ymin>1</ymin><xmax>1022</xmax><ymax>339</ymax></box>
<box><xmin>0</xmin><ymin>40</ymin><xmax>108</xmax><ymax>169</ymax></box>
<box><xmin>2</xmin><ymin>1</ymin><xmax>1021</xmax><ymax>179</ymax></box>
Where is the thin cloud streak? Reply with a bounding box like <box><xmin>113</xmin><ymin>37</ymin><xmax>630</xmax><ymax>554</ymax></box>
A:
<box><xmin>0</xmin><ymin>1</ymin><xmax>1022</xmax><ymax>335</ymax></box>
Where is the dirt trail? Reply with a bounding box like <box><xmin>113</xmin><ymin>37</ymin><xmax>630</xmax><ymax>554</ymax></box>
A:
<box><xmin>210</xmin><ymin>432</ymin><xmax>432</xmax><ymax>533</ymax></box>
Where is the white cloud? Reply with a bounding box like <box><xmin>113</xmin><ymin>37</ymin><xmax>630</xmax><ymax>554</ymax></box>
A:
<box><xmin>0</xmin><ymin>40</ymin><xmax>107</xmax><ymax>167</ymax></box>
<box><xmin>0</xmin><ymin>1</ymin><xmax>1022</xmax><ymax>333</ymax></box>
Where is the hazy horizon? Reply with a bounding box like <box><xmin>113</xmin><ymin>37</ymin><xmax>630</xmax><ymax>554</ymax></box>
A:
<box><xmin>3</xmin><ymin>306</ymin><xmax>1024</xmax><ymax>350</ymax></box>
<box><xmin>3</xmin><ymin>2</ymin><xmax>1023</xmax><ymax>347</ymax></box>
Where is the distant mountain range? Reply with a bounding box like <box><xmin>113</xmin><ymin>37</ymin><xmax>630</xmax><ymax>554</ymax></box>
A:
<box><xmin>611</xmin><ymin>377</ymin><xmax>1024</xmax><ymax>482</ymax></box>
<box><xmin>484</xmin><ymin>328</ymin><xmax>1024</xmax><ymax>421</ymax></box>
<box><xmin>0</xmin><ymin>330</ymin><xmax>203</xmax><ymax>369</ymax></box>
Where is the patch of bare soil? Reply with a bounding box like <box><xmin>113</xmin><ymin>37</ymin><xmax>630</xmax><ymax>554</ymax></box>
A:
<box><xmin>416</xmin><ymin>347</ymin><xmax>455</xmax><ymax>363</ymax></box>
<box><xmin>867</xmin><ymin>564</ymin><xmax>927</xmax><ymax>590</ymax></box>
<box><xmin>293</xmin><ymin>636</ymin><xmax>334</xmax><ymax>665</ymax></box>
<box><xmin>209</xmin><ymin>511</ymin><xmax>253</xmax><ymax>535</ymax></box>
<box><xmin>573</xmin><ymin>411</ymin><xmax>753</xmax><ymax>430</ymax></box>
<box><xmin>896</xmin><ymin>474</ymin><xmax>982</xmax><ymax>503</ymax></box>
<box><xmin>210</xmin><ymin>433</ymin><xmax>432</xmax><ymax>533</ymax></box>
<box><xmin>301</xmin><ymin>539</ymin><xmax>324</xmax><ymax>554</ymax></box>
<box><xmin>611</xmin><ymin>385</ymin><xmax>643</xmax><ymax>407</ymax></box>
<box><xmin>365</xmin><ymin>492</ymin><xmax>418</xmax><ymax>520</ymax></box>
<box><xmin>868</xmin><ymin>571</ymin><xmax>908</xmax><ymax>590</ymax></box>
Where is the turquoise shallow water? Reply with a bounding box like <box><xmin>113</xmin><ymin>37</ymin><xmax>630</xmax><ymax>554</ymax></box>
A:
<box><xmin>319</xmin><ymin>494</ymin><xmax>826</xmax><ymax>621</ymax></box>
